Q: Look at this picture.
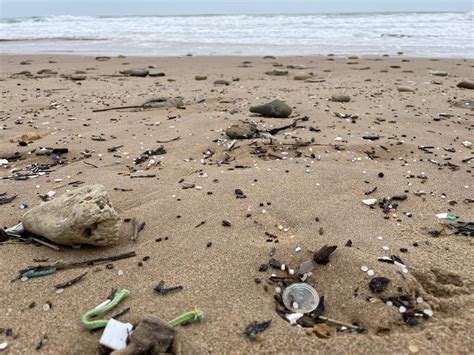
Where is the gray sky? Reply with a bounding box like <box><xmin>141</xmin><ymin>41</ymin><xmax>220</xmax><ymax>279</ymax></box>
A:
<box><xmin>1</xmin><ymin>0</ymin><xmax>472</xmax><ymax>17</ymax></box>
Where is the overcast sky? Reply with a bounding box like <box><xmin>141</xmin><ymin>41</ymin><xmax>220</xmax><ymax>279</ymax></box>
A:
<box><xmin>1</xmin><ymin>0</ymin><xmax>472</xmax><ymax>17</ymax></box>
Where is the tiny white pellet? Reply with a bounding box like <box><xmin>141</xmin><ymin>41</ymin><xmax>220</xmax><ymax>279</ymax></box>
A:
<box><xmin>368</xmin><ymin>270</ymin><xmax>375</xmax><ymax>276</ymax></box>
<box><xmin>361</xmin><ymin>265</ymin><xmax>369</xmax><ymax>272</ymax></box>
<box><xmin>399</xmin><ymin>306</ymin><xmax>407</xmax><ymax>313</ymax></box>
<box><xmin>292</xmin><ymin>302</ymin><xmax>299</xmax><ymax>309</ymax></box>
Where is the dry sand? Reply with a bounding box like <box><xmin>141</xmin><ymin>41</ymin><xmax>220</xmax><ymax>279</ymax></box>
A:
<box><xmin>0</xmin><ymin>54</ymin><xmax>473</xmax><ymax>354</ymax></box>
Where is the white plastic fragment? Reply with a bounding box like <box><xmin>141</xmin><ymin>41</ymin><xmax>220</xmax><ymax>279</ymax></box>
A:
<box><xmin>423</xmin><ymin>309</ymin><xmax>433</xmax><ymax>317</ymax></box>
<box><xmin>43</xmin><ymin>303</ymin><xmax>50</xmax><ymax>311</ymax></box>
<box><xmin>0</xmin><ymin>342</ymin><xmax>8</xmax><ymax>350</ymax></box>
<box><xmin>99</xmin><ymin>318</ymin><xmax>133</xmax><ymax>350</ymax></box>
<box><xmin>367</xmin><ymin>270</ymin><xmax>375</xmax><ymax>276</ymax></box>
<box><xmin>399</xmin><ymin>306</ymin><xmax>407</xmax><ymax>313</ymax></box>
<box><xmin>285</xmin><ymin>312</ymin><xmax>304</xmax><ymax>325</ymax></box>
<box><xmin>0</xmin><ymin>159</ymin><xmax>9</xmax><ymax>166</ymax></box>
<box><xmin>435</xmin><ymin>213</ymin><xmax>448</xmax><ymax>219</ymax></box>
<box><xmin>361</xmin><ymin>265</ymin><xmax>369</xmax><ymax>272</ymax></box>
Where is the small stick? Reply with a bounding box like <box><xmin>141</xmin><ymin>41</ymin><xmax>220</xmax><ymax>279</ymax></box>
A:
<box><xmin>318</xmin><ymin>316</ymin><xmax>363</xmax><ymax>331</ymax></box>
<box><xmin>83</xmin><ymin>161</ymin><xmax>98</xmax><ymax>168</ymax></box>
<box><xmin>93</xmin><ymin>105</ymin><xmax>142</xmax><ymax>113</ymax></box>
<box><xmin>31</xmin><ymin>237</ymin><xmax>60</xmax><ymax>251</ymax></box>
<box><xmin>156</xmin><ymin>136</ymin><xmax>180</xmax><ymax>143</ymax></box>
<box><xmin>20</xmin><ymin>251</ymin><xmax>137</xmax><ymax>274</ymax></box>
<box><xmin>131</xmin><ymin>218</ymin><xmax>139</xmax><ymax>242</ymax></box>
<box><xmin>54</xmin><ymin>272</ymin><xmax>87</xmax><ymax>289</ymax></box>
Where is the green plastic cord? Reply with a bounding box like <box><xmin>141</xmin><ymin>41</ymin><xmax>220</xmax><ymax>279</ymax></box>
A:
<box><xmin>169</xmin><ymin>309</ymin><xmax>204</xmax><ymax>326</ymax></box>
<box><xmin>81</xmin><ymin>289</ymin><xmax>130</xmax><ymax>330</ymax></box>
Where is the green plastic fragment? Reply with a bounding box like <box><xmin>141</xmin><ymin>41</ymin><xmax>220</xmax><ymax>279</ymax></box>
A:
<box><xmin>21</xmin><ymin>268</ymin><xmax>56</xmax><ymax>278</ymax></box>
<box><xmin>81</xmin><ymin>289</ymin><xmax>130</xmax><ymax>330</ymax></box>
<box><xmin>168</xmin><ymin>309</ymin><xmax>204</xmax><ymax>327</ymax></box>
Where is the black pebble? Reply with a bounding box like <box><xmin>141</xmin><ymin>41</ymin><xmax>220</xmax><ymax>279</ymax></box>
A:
<box><xmin>378</xmin><ymin>172</ymin><xmax>384</xmax><ymax>178</ymax></box>
<box><xmin>368</xmin><ymin>277</ymin><xmax>390</xmax><ymax>293</ymax></box>
<box><xmin>259</xmin><ymin>264</ymin><xmax>269</xmax><ymax>272</ymax></box>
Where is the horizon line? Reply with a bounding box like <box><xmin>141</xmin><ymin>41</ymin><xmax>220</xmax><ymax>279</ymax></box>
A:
<box><xmin>1</xmin><ymin>10</ymin><xmax>472</xmax><ymax>20</ymax></box>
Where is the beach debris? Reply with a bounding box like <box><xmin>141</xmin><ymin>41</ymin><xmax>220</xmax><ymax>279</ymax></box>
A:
<box><xmin>330</xmin><ymin>94</ymin><xmax>351</xmax><ymax>103</ymax></box>
<box><xmin>368</xmin><ymin>277</ymin><xmax>391</xmax><ymax>293</ymax></box>
<box><xmin>154</xmin><ymin>280</ymin><xmax>183</xmax><ymax>295</ymax></box>
<box><xmin>113</xmin><ymin>316</ymin><xmax>177</xmax><ymax>354</ymax></box>
<box><xmin>294</xmin><ymin>72</ymin><xmax>312</xmax><ymax>80</ymax></box>
<box><xmin>95</xmin><ymin>56</ymin><xmax>111</xmax><ymax>61</ymax></box>
<box><xmin>10</xmin><ymin>132</ymin><xmax>41</xmax><ymax>143</ymax></box>
<box><xmin>450</xmin><ymin>221</ymin><xmax>473</xmax><ymax>237</ymax></box>
<box><xmin>120</xmin><ymin>68</ymin><xmax>149</xmax><ymax>77</ymax></box>
<box><xmin>225</xmin><ymin>123</ymin><xmax>258</xmax><ymax>139</ymax></box>
<box><xmin>195</xmin><ymin>75</ymin><xmax>207</xmax><ymax>80</ymax></box>
<box><xmin>457</xmin><ymin>80</ymin><xmax>474</xmax><ymax>89</ymax></box>
<box><xmin>133</xmin><ymin>146</ymin><xmax>166</xmax><ymax>164</ymax></box>
<box><xmin>142</xmin><ymin>97</ymin><xmax>184</xmax><ymax>109</ymax></box>
<box><xmin>19</xmin><ymin>251</ymin><xmax>136</xmax><ymax>279</ymax></box>
<box><xmin>313</xmin><ymin>245</ymin><xmax>337</xmax><ymax>265</ymax></box>
<box><xmin>214</xmin><ymin>79</ymin><xmax>230</xmax><ymax>85</ymax></box>
<box><xmin>313</xmin><ymin>324</ymin><xmax>336</xmax><ymax>338</ymax></box>
<box><xmin>429</xmin><ymin>70</ymin><xmax>448</xmax><ymax>76</ymax></box>
<box><xmin>452</xmin><ymin>99</ymin><xmax>474</xmax><ymax>109</ymax></box>
<box><xmin>54</xmin><ymin>272</ymin><xmax>87</xmax><ymax>290</ymax></box>
<box><xmin>22</xmin><ymin>185</ymin><xmax>122</xmax><ymax>246</ymax></box>
<box><xmin>396</xmin><ymin>85</ymin><xmax>415</xmax><ymax>92</ymax></box>
<box><xmin>100</xmin><ymin>318</ymin><xmax>133</xmax><ymax>351</ymax></box>
<box><xmin>0</xmin><ymin>342</ymin><xmax>8</xmax><ymax>351</ymax></box>
<box><xmin>249</xmin><ymin>100</ymin><xmax>292</xmax><ymax>118</ymax></box>
<box><xmin>282</xmin><ymin>283</ymin><xmax>320</xmax><ymax>313</ymax></box>
<box><xmin>70</xmin><ymin>74</ymin><xmax>86</xmax><ymax>81</ymax></box>
<box><xmin>435</xmin><ymin>213</ymin><xmax>458</xmax><ymax>221</ymax></box>
<box><xmin>81</xmin><ymin>289</ymin><xmax>130</xmax><ymax>330</ymax></box>
<box><xmin>0</xmin><ymin>193</ymin><xmax>17</xmax><ymax>205</ymax></box>
<box><xmin>362</xmin><ymin>198</ymin><xmax>377</xmax><ymax>206</ymax></box>
<box><xmin>235</xmin><ymin>188</ymin><xmax>246</xmax><ymax>198</ymax></box>
<box><xmin>265</xmin><ymin>69</ymin><xmax>288</xmax><ymax>76</ymax></box>
<box><xmin>378</xmin><ymin>195</ymin><xmax>407</xmax><ymax>214</ymax></box>
<box><xmin>244</xmin><ymin>320</ymin><xmax>271</xmax><ymax>341</ymax></box>
<box><xmin>92</xmin><ymin>97</ymin><xmax>184</xmax><ymax>112</ymax></box>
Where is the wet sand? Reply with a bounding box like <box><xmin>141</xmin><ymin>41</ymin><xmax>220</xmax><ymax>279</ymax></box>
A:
<box><xmin>0</xmin><ymin>54</ymin><xmax>473</xmax><ymax>354</ymax></box>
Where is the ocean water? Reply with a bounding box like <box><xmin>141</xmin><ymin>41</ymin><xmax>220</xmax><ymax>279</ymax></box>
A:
<box><xmin>0</xmin><ymin>12</ymin><xmax>473</xmax><ymax>57</ymax></box>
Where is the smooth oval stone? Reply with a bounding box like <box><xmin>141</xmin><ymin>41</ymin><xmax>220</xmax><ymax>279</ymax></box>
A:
<box><xmin>429</xmin><ymin>70</ymin><xmax>448</xmax><ymax>77</ymax></box>
<box><xmin>265</xmin><ymin>70</ymin><xmax>288</xmax><ymax>76</ymax></box>
<box><xmin>225</xmin><ymin>123</ymin><xmax>257</xmax><ymax>139</ymax></box>
<box><xmin>331</xmin><ymin>94</ymin><xmax>351</xmax><ymax>103</ymax></box>
<box><xmin>457</xmin><ymin>80</ymin><xmax>474</xmax><ymax>90</ymax></box>
<box><xmin>141</xmin><ymin>97</ymin><xmax>184</xmax><ymax>109</ymax></box>
<box><xmin>70</xmin><ymin>74</ymin><xmax>86</xmax><ymax>81</ymax></box>
<box><xmin>214</xmin><ymin>79</ymin><xmax>230</xmax><ymax>85</ymax></box>
<box><xmin>195</xmin><ymin>75</ymin><xmax>207</xmax><ymax>80</ymax></box>
<box><xmin>22</xmin><ymin>185</ymin><xmax>122</xmax><ymax>246</ymax></box>
<box><xmin>294</xmin><ymin>72</ymin><xmax>312</xmax><ymax>80</ymax></box>
<box><xmin>397</xmin><ymin>85</ymin><xmax>415</xmax><ymax>92</ymax></box>
<box><xmin>249</xmin><ymin>100</ymin><xmax>292</xmax><ymax>118</ymax></box>
<box><xmin>149</xmin><ymin>72</ymin><xmax>165</xmax><ymax>77</ymax></box>
<box><xmin>120</xmin><ymin>69</ymin><xmax>150</xmax><ymax>77</ymax></box>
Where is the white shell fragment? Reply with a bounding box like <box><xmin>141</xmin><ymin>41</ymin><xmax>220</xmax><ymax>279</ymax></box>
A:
<box><xmin>362</xmin><ymin>198</ymin><xmax>377</xmax><ymax>206</ymax></box>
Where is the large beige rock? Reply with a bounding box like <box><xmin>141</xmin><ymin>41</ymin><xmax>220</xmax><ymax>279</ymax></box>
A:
<box><xmin>22</xmin><ymin>185</ymin><xmax>122</xmax><ymax>246</ymax></box>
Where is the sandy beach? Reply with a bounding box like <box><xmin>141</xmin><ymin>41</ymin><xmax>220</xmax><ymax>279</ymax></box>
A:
<box><xmin>0</xmin><ymin>54</ymin><xmax>473</xmax><ymax>354</ymax></box>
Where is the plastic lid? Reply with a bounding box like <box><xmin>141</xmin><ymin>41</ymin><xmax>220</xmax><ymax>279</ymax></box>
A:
<box><xmin>282</xmin><ymin>283</ymin><xmax>320</xmax><ymax>313</ymax></box>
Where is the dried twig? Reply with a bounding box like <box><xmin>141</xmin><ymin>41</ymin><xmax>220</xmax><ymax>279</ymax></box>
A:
<box><xmin>54</xmin><ymin>272</ymin><xmax>87</xmax><ymax>289</ymax></box>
